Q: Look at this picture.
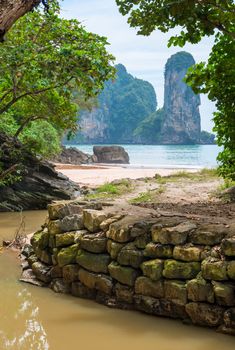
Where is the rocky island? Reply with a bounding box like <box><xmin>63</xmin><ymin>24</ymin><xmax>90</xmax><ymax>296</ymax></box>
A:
<box><xmin>70</xmin><ymin>52</ymin><xmax>214</xmax><ymax>145</ymax></box>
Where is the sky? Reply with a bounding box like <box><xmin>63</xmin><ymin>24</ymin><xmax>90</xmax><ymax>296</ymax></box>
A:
<box><xmin>62</xmin><ymin>0</ymin><xmax>216</xmax><ymax>132</ymax></box>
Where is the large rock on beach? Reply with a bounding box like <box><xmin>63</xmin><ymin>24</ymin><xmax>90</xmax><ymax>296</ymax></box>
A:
<box><xmin>93</xmin><ymin>146</ymin><xmax>129</xmax><ymax>164</ymax></box>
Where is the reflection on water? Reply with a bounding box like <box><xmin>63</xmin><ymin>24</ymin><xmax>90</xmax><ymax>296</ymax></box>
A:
<box><xmin>0</xmin><ymin>252</ymin><xmax>49</xmax><ymax>350</ymax></box>
<box><xmin>0</xmin><ymin>212</ymin><xmax>235</xmax><ymax>350</ymax></box>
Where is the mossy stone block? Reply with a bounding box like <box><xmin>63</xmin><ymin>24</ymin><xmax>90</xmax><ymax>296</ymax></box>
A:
<box><xmin>78</xmin><ymin>268</ymin><xmax>113</xmax><ymax>294</ymax></box>
<box><xmin>144</xmin><ymin>242</ymin><xmax>173</xmax><ymax>259</ymax></box>
<box><xmin>173</xmin><ymin>245</ymin><xmax>203</xmax><ymax>262</ymax></box>
<box><xmin>201</xmin><ymin>258</ymin><xmax>228</xmax><ymax>281</ymax></box>
<box><xmin>164</xmin><ymin>280</ymin><xmax>187</xmax><ymax>304</ymax></box>
<box><xmin>228</xmin><ymin>261</ymin><xmax>235</xmax><ymax>280</ymax></box>
<box><xmin>117</xmin><ymin>243</ymin><xmax>144</xmax><ymax>268</ymax></box>
<box><xmin>141</xmin><ymin>259</ymin><xmax>163</xmax><ymax>281</ymax></box>
<box><xmin>163</xmin><ymin>259</ymin><xmax>200</xmax><ymax>279</ymax></box>
<box><xmin>186</xmin><ymin>273</ymin><xmax>214</xmax><ymax>303</ymax></box>
<box><xmin>57</xmin><ymin>244</ymin><xmax>79</xmax><ymax>267</ymax></box>
<box><xmin>108</xmin><ymin>261</ymin><xmax>139</xmax><ymax>286</ymax></box>
<box><xmin>76</xmin><ymin>250</ymin><xmax>110</xmax><ymax>273</ymax></box>
<box><xmin>55</xmin><ymin>232</ymin><xmax>75</xmax><ymax>247</ymax></box>
<box><xmin>221</xmin><ymin>238</ymin><xmax>235</xmax><ymax>257</ymax></box>
<box><xmin>135</xmin><ymin>276</ymin><xmax>164</xmax><ymax>298</ymax></box>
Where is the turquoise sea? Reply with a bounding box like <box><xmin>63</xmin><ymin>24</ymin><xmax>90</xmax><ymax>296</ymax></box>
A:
<box><xmin>68</xmin><ymin>144</ymin><xmax>221</xmax><ymax>169</ymax></box>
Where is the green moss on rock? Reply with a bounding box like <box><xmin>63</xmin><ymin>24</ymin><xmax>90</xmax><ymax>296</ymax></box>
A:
<box><xmin>76</xmin><ymin>250</ymin><xmax>110</xmax><ymax>273</ymax></box>
<box><xmin>163</xmin><ymin>260</ymin><xmax>201</xmax><ymax>279</ymax></box>
<box><xmin>141</xmin><ymin>259</ymin><xmax>163</xmax><ymax>281</ymax></box>
<box><xmin>57</xmin><ymin>244</ymin><xmax>79</xmax><ymax>267</ymax></box>
<box><xmin>108</xmin><ymin>261</ymin><xmax>139</xmax><ymax>286</ymax></box>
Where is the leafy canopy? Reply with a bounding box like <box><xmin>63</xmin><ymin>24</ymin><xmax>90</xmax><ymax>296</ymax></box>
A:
<box><xmin>116</xmin><ymin>0</ymin><xmax>235</xmax><ymax>179</ymax></box>
<box><xmin>0</xmin><ymin>2</ymin><xmax>115</xmax><ymax>150</ymax></box>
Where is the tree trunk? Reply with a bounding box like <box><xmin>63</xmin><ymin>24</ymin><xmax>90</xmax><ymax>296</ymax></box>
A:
<box><xmin>0</xmin><ymin>0</ymin><xmax>41</xmax><ymax>41</ymax></box>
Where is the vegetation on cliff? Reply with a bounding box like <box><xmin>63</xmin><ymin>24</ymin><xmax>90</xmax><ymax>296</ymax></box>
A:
<box><xmin>74</xmin><ymin>64</ymin><xmax>157</xmax><ymax>143</ymax></box>
<box><xmin>116</xmin><ymin>0</ymin><xmax>235</xmax><ymax>179</ymax></box>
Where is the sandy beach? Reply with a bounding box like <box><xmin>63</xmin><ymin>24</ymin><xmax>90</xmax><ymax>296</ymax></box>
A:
<box><xmin>56</xmin><ymin>163</ymin><xmax>199</xmax><ymax>186</ymax></box>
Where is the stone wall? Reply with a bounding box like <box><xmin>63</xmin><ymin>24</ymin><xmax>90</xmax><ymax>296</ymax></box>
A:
<box><xmin>21</xmin><ymin>201</ymin><xmax>235</xmax><ymax>335</ymax></box>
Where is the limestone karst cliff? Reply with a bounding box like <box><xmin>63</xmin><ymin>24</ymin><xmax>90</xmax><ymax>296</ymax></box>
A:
<box><xmin>71</xmin><ymin>64</ymin><xmax>157</xmax><ymax>144</ymax></box>
<box><xmin>69</xmin><ymin>55</ymin><xmax>214</xmax><ymax>145</ymax></box>
<box><xmin>161</xmin><ymin>52</ymin><xmax>201</xmax><ymax>144</ymax></box>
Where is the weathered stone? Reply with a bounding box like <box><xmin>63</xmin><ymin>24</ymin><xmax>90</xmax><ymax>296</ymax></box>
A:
<box><xmin>115</xmin><ymin>283</ymin><xmax>133</xmax><ymax>303</ymax></box>
<box><xmin>134</xmin><ymin>295</ymin><xmax>158</xmax><ymax>315</ymax></box>
<box><xmin>212</xmin><ymin>282</ymin><xmax>235</xmax><ymax>306</ymax></box>
<box><xmin>80</xmin><ymin>232</ymin><xmax>107</xmax><ymax>253</ymax></box>
<box><xmin>164</xmin><ymin>280</ymin><xmax>187</xmax><ymax>304</ymax></box>
<box><xmin>163</xmin><ymin>260</ymin><xmax>201</xmax><ymax>279</ymax></box>
<box><xmin>83</xmin><ymin>209</ymin><xmax>107</xmax><ymax>233</ymax></box>
<box><xmin>39</xmin><ymin>250</ymin><xmax>52</xmax><ymax>265</ymax></box>
<box><xmin>187</xmin><ymin>273</ymin><xmax>214</xmax><ymax>303</ymax></box>
<box><xmin>152</xmin><ymin>221</ymin><xmax>196</xmax><ymax>245</ymax></box>
<box><xmin>221</xmin><ymin>238</ymin><xmax>235</xmax><ymax>257</ymax></box>
<box><xmin>134</xmin><ymin>233</ymin><xmax>151</xmax><ymax>249</ymax></box>
<box><xmin>108</xmin><ymin>261</ymin><xmax>139</xmax><ymax>286</ymax></box>
<box><xmin>48</xmin><ymin>202</ymin><xmax>66</xmax><ymax>220</ymax></box>
<box><xmin>71</xmin><ymin>281</ymin><xmax>96</xmax><ymax>299</ymax></box>
<box><xmin>130</xmin><ymin>221</ymin><xmax>151</xmax><ymax>238</ymax></box>
<box><xmin>20</xmin><ymin>269</ymin><xmax>45</xmax><ymax>287</ymax></box>
<box><xmin>21</xmin><ymin>244</ymin><xmax>34</xmax><ymax>258</ymax></box>
<box><xmin>74</xmin><ymin>229</ymin><xmax>89</xmax><ymax>243</ymax></box>
<box><xmin>201</xmin><ymin>258</ymin><xmax>228</xmax><ymax>281</ymax></box>
<box><xmin>56</xmin><ymin>203</ymin><xmax>83</xmax><ymax>219</ymax></box>
<box><xmin>76</xmin><ymin>250</ymin><xmax>110</xmax><ymax>273</ymax></box>
<box><xmin>21</xmin><ymin>260</ymin><xmax>30</xmax><ymax>271</ymax></box>
<box><xmin>189</xmin><ymin>224</ymin><xmax>227</xmax><ymax>245</ymax></box>
<box><xmin>186</xmin><ymin>302</ymin><xmax>224</xmax><ymax>327</ymax></box>
<box><xmin>140</xmin><ymin>259</ymin><xmax>163</xmax><ymax>281</ymax></box>
<box><xmin>78</xmin><ymin>268</ymin><xmax>113</xmax><ymax>294</ymax></box>
<box><xmin>60</xmin><ymin>214</ymin><xmax>84</xmax><ymax>232</ymax></box>
<box><xmin>55</xmin><ymin>232</ymin><xmax>75</xmax><ymax>247</ymax></box>
<box><xmin>50</xmin><ymin>265</ymin><xmax>62</xmax><ymax>278</ymax></box>
<box><xmin>32</xmin><ymin>261</ymin><xmax>51</xmax><ymax>283</ymax></box>
<box><xmin>144</xmin><ymin>242</ymin><xmax>173</xmax><ymax>259</ymax></box>
<box><xmin>135</xmin><ymin>276</ymin><xmax>164</xmax><ymax>298</ymax></box>
<box><xmin>117</xmin><ymin>243</ymin><xmax>144</xmax><ymax>268</ymax></box>
<box><xmin>27</xmin><ymin>254</ymin><xmax>38</xmax><ymax>266</ymax></box>
<box><xmin>48</xmin><ymin>220</ymin><xmax>62</xmax><ymax>235</ymax></box>
<box><xmin>62</xmin><ymin>264</ymin><xmax>79</xmax><ymax>283</ymax></box>
<box><xmin>31</xmin><ymin>231</ymin><xmax>49</xmax><ymax>250</ymax></box>
<box><xmin>107</xmin><ymin>239</ymin><xmax>124</xmax><ymax>259</ymax></box>
<box><xmin>57</xmin><ymin>244</ymin><xmax>79</xmax><ymax>267</ymax></box>
<box><xmin>107</xmin><ymin>216</ymin><xmax>139</xmax><ymax>243</ymax></box>
<box><xmin>228</xmin><ymin>261</ymin><xmax>235</xmax><ymax>280</ymax></box>
<box><xmin>100</xmin><ymin>215</ymin><xmax>124</xmax><ymax>232</ymax></box>
<box><xmin>52</xmin><ymin>248</ymin><xmax>59</xmax><ymax>265</ymax></box>
<box><xmin>48</xmin><ymin>235</ymin><xmax>55</xmax><ymax>249</ymax></box>
<box><xmin>50</xmin><ymin>278</ymin><xmax>70</xmax><ymax>294</ymax></box>
<box><xmin>224</xmin><ymin>308</ymin><xmax>235</xmax><ymax>329</ymax></box>
<box><xmin>173</xmin><ymin>244</ymin><xmax>203</xmax><ymax>262</ymax></box>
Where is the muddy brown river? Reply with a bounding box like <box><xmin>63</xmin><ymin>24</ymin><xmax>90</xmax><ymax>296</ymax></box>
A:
<box><xmin>0</xmin><ymin>211</ymin><xmax>234</xmax><ymax>350</ymax></box>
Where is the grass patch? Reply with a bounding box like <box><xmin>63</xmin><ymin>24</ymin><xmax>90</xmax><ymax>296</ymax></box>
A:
<box><xmin>129</xmin><ymin>185</ymin><xmax>165</xmax><ymax>204</ymax></box>
<box><xmin>84</xmin><ymin>179</ymin><xmax>135</xmax><ymax>200</ymax></box>
<box><xmin>155</xmin><ymin>168</ymin><xmax>219</xmax><ymax>184</ymax></box>
<box><xmin>218</xmin><ymin>178</ymin><xmax>235</xmax><ymax>191</ymax></box>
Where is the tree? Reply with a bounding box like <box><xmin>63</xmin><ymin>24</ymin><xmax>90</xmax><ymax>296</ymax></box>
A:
<box><xmin>0</xmin><ymin>0</ymin><xmax>45</xmax><ymax>41</ymax></box>
<box><xmin>116</xmin><ymin>0</ymin><xmax>235</xmax><ymax>179</ymax></box>
<box><xmin>0</xmin><ymin>3</ymin><xmax>115</xmax><ymax>183</ymax></box>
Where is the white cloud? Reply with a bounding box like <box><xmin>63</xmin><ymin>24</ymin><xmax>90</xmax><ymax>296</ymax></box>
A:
<box><xmin>62</xmin><ymin>0</ymin><xmax>216</xmax><ymax>132</ymax></box>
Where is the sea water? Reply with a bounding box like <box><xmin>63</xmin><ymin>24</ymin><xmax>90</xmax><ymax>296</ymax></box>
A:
<box><xmin>67</xmin><ymin>144</ymin><xmax>220</xmax><ymax>168</ymax></box>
